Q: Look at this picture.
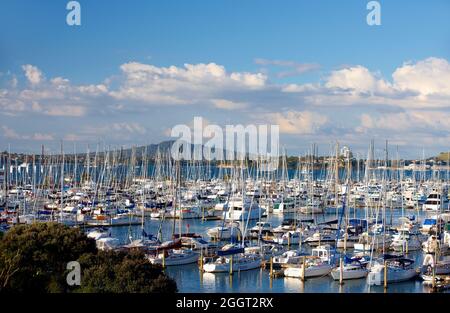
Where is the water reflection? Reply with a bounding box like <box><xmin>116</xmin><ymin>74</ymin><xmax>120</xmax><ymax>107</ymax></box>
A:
<box><xmin>108</xmin><ymin>210</ymin><xmax>448</xmax><ymax>293</ymax></box>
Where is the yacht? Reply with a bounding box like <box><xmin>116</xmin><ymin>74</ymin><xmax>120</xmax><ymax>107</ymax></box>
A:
<box><xmin>96</xmin><ymin>237</ymin><xmax>121</xmax><ymax>251</ymax></box>
<box><xmin>303</xmin><ymin>230</ymin><xmax>336</xmax><ymax>246</ymax></box>
<box><xmin>283</xmin><ymin>245</ymin><xmax>333</xmax><ymax>278</ymax></box>
<box><xmin>249</xmin><ymin>222</ymin><xmax>273</xmax><ymax>238</ymax></box>
<box><xmin>422</xmin><ymin>233</ymin><xmax>450</xmax><ymax>254</ymax></box>
<box><xmin>224</xmin><ymin>199</ymin><xmax>265</xmax><ymax>221</ymax></box>
<box><xmin>422</xmin><ymin>253</ymin><xmax>450</xmax><ymax>276</ymax></box>
<box><xmin>169</xmin><ymin>205</ymin><xmax>202</xmax><ymax>219</ymax></box>
<box><xmin>148</xmin><ymin>249</ymin><xmax>199</xmax><ymax>266</ymax></box>
<box><xmin>244</xmin><ymin>244</ymin><xmax>284</xmax><ymax>261</ymax></box>
<box><xmin>300</xmin><ymin>198</ymin><xmax>324</xmax><ymax>214</ymax></box>
<box><xmin>330</xmin><ymin>256</ymin><xmax>369</xmax><ymax>280</ymax></box>
<box><xmin>390</xmin><ymin>227</ymin><xmax>423</xmax><ymax>252</ymax></box>
<box><xmin>354</xmin><ymin>231</ymin><xmax>392</xmax><ymax>252</ymax></box>
<box><xmin>86</xmin><ymin>228</ymin><xmax>110</xmax><ymax>240</ymax></box>
<box><xmin>273</xmin><ymin>230</ymin><xmax>304</xmax><ymax>245</ymax></box>
<box><xmin>367</xmin><ymin>255</ymin><xmax>418</xmax><ymax>285</ymax></box>
<box><xmin>202</xmin><ymin>247</ymin><xmax>262</xmax><ymax>273</ymax></box>
<box><xmin>273</xmin><ymin>250</ymin><xmax>305</xmax><ymax>267</ymax></box>
<box><xmin>423</xmin><ymin>188</ymin><xmax>449</xmax><ymax>212</ymax></box>
<box><xmin>272</xmin><ymin>200</ymin><xmax>298</xmax><ymax>214</ymax></box>
<box><xmin>206</xmin><ymin>222</ymin><xmax>242</xmax><ymax>240</ymax></box>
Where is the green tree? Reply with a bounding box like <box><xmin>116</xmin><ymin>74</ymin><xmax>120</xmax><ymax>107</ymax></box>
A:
<box><xmin>0</xmin><ymin>222</ymin><xmax>96</xmax><ymax>292</ymax></box>
<box><xmin>0</xmin><ymin>223</ymin><xmax>177</xmax><ymax>293</ymax></box>
<box><xmin>77</xmin><ymin>250</ymin><xmax>177</xmax><ymax>293</ymax></box>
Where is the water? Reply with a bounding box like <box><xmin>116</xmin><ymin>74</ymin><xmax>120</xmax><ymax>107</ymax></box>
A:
<box><xmin>4</xmin><ymin>161</ymin><xmax>449</xmax><ymax>187</ymax></box>
<box><xmin>104</xmin><ymin>209</ymin><xmax>446</xmax><ymax>293</ymax></box>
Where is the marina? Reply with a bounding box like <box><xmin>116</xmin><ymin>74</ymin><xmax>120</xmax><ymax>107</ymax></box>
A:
<box><xmin>1</xmin><ymin>144</ymin><xmax>450</xmax><ymax>293</ymax></box>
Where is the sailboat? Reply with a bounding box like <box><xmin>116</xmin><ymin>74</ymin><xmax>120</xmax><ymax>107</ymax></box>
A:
<box><xmin>148</xmin><ymin>248</ymin><xmax>199</xmax><ymax>266</ymax></box>
<box><xmin>330</xmin><ymin>255</ymin><xmax>369</xmax><ymax>280</ymax></box>
<box><xmin>367</xmin><ymin>255</ymin><xmax>418</xmax><ymax>285</ymax></box>
<box><xmin>421</xmin><ymin>253</ymin><xmax>450</xmax><ymax>276</ymax></box>
<box><xmin>390</xmin><ymin>228</ymin><xmax>423</xmax><ymax>252</ymax></box>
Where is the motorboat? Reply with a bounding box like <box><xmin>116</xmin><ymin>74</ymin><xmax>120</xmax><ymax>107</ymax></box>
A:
<box><xmin>423</xmin><ymin>188</ymin><xmax>449</xmax><ymax>212</ymax></box>
<box><xmin>202</xmin><ymin>246</ymin><xmax>262</xmax><ymax>273</ymax></box>
<box><xmin>224</xmin><ymin>198</ymin><xmax>265</xmax><ymax>221</ymax></box>
<box><xmin>272</xmin><ymin>250</ymin><xmax>306</xmax><ymax>268</ymax></box>
<box><xmin>249</xmin><ymin>222</ymin><xmax>273</xmax><ymax>238</ymax></box>
<box><xmin>283</xmin><ymin>245</ymin><xmax>333</xmax><ymax>278</ymax></box>
<box><xmin>206</xmin><ymin>222</ymin><xmax>242</xmax><ymax>240</ymax></box>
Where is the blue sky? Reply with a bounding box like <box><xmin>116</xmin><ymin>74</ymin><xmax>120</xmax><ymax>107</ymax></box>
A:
<box><xmin>1</xmin><ymin>0</ymin><xmax>450</xmax><ymax>158</ymax></box>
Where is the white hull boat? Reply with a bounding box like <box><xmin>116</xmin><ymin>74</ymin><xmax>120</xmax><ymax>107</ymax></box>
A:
<box><xmin>148</xmin><ymin>249</ymin><xmax>199</xmax><ymax>266</ymax></box>
<box><xmin>331</xmin><ymin>264</ymin><xmax>368</xmax><ymax>280</ymax></box>
<box><xmin>284</xmin><ymin>263</ymin><xmax>333</xmax><ymax>278</ymax></box>
<box><xmin>203</xmin><ymin>254</ymin><xmax>262</xmax><ymax>273</ymax></box>
<box><xmin>368</xmin><ymin>257</ymin><xmax>418</xmax><ymax>285</ymax></box>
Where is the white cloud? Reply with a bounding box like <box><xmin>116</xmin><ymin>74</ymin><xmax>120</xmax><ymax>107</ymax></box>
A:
<box><xmin>229</xmin><ymin>72</ymin><xmax>266</xmax><ymax>88</ymax></box>
<box><xmin>112</xmin><ymin>122</ymin><xmax>146</xmax><ymax>134</ymax></box>
<box><xmin>0</xmin><ymin>68</ymin><xmax>109</xmax><ymax>117</ymax></box>
<box><xmin>44</xmin><ymin>105</ymin><xmax>86</xmax><ymax>117</ymax></box>
<box><xmin>285</xmin><ymin>57</ymin><xmax>450</xmax><ymax>108</ymax></box>
<box><xmin>2</xmin><ymin>58</ymin><xmax>450</xmax><ymax>154</ymax></box>
<box><xmin>2</xmin><ymin>125</ymin><xmax>21</xmax><ymax>139</ymax></box>
<box><xmin>254</xmin><ymin>58</ymin><xmax>320</xmax><ymax>78</ymax></box>
<box><xmin>66</xmin><ymin>122</ymin><xmax>148</xmax><ymax>143</ymax></box>
<box><xmin>109</xmin><ymin>62</ymin><xmax>267</xmax><ymax>104</ymax></box>
<box><xmin>325</xmin><ymin>65</ymin><xmax>389</xmax><ymax>94</ymax></box>
<box><xmin>211</xmin><ymin>99</ymin><xmax>248</xmax><ymax>110</ymax></box>
<box><xmin>263</xmin><ymin>111</ymin><xmax>328</xmax><ymax>134</ymax></box>
<box><xmin>282</xmin><ymin>83</ymin><xmax>318</xmax><ymax>93</ymax></box>
<box><xmin>64</xmin><ymin>134</ymin><xmax>83</xmax><ymax>141</ymax></box>
<box><xmin>357</xmin><ymin>110</ymin><xmax>450</xmax><ymax>132</ymax></box>
<box><xmin>22</xmin><ymin>64</ymin><xmax>43</xmax><ymax>85</ymax></box>
<box><xmin>392</xmin><ymin>57</ymin><xmax>450</xmax><ymax>96</ymax></box>
<box><xmin>1</xmin><ymin>125</ymin><xmax>53</xmax><ymax>141</ymax></box>
<box><xmin>32</xmin><ymin>133</ymin><xmax>54</xmax><ymax>141</ymax></box>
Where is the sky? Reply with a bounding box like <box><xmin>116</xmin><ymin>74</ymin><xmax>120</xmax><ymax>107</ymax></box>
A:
<box><xmin>0</xmin><ymin>0</ymin><xmax>450</xmax><ymax>158</ymax></box>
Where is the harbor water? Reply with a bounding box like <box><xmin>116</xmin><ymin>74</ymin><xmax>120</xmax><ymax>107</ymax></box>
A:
<box><xmin>105</xmin><ymin>209</ymin><xmax>443</xmax><ymax>293</ymax></box>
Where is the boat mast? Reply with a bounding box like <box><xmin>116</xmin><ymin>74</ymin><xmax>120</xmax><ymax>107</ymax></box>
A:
<box><xmin>60</xmin><ymin>140</ymin><xmax>64</xmax><ymax>222</ymax></box>
<box><xmin>335</xmin><ymin>141</ymin><xmax>340</xmax><ymax>218</ymax></box>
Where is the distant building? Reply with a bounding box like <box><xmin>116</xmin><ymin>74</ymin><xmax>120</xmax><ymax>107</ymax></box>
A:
<box><xmin>340</xmin><ymin>146</ymin><xmax>352</xmax><ymax>159</ymax></box>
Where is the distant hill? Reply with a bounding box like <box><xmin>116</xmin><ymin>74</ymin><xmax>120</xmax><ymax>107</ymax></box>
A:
<box><xmin>436</xmin><ymin>152</ymin><xmax>450</xmax><ymax>162</ymax></box>
<box><xmin>120</xmin><ymin>140</ymin><xmax>176</xmax><ymax>158</ymax></box>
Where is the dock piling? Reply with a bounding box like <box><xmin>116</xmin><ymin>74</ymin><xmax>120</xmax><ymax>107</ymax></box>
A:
<box><xmin>301</xmin><ymin>256</ymin><xmax>306</xmax><ymax>281</ymax></box>
<box><xmin>270</xmin><ymin>256</ymin><xmax>273</xmax><ymax>278</ymax></box>
<box><xmin>229</xmin><ymin>255</ymin><xmax>233</xmax><ymax>276</ymax></box>
<box><xmin>384</xmin><ymin>261</ymin><xmax>388</xmax><ymax>290</ymax></box>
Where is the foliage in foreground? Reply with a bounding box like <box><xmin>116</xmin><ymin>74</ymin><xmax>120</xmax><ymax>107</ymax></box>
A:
<box><xmin>0</xmin><ymin>222</ymin><xmax>177</xmax><ymax>293</ymax></box>
<box><xmin>77</xmin><ymin>250</ymin><xmax>177</xmax><ymax>293</ymax></box>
